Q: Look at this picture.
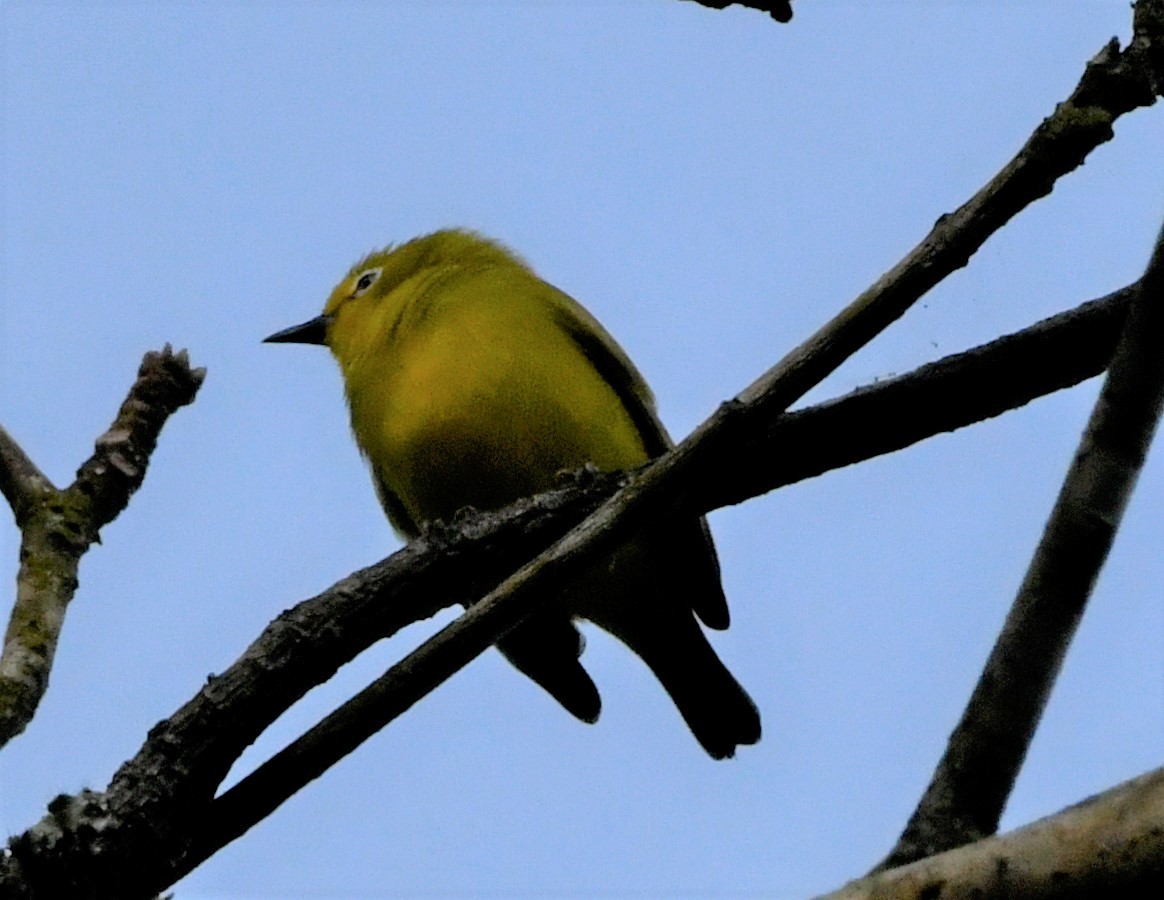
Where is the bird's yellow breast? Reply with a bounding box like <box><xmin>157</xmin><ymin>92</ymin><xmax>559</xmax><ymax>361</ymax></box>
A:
<box><xmin>332</xmin><ymin>265</ymin><xmax>648</xmax><ymax>531</ymax></box>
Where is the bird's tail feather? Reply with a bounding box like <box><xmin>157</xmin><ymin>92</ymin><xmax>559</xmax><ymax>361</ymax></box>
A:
<box><xmin>498</xmin><ymin>612</ymin><xmax>602</xmax><ymax>724</ymax></box>
<box><xmin>629</xmin><ymin>618</ymin><xmax>761</xmax><ymax>760</ymax></box>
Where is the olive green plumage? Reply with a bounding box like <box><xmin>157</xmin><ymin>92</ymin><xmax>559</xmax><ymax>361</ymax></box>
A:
<box><xmin>266</xmin><ymin>229</ymin><xmax>760</xmax><ymax>758</ymax></box>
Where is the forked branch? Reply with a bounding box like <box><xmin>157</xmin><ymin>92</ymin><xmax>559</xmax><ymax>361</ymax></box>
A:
<box><xmin>3</xmin><ymin>2</ymin><xmax>1162</xmax><ymax>896</ymax></box>
<box><xmin>880</xmin><ymin>216</ymin><xmax>1164</xmax><ymax>869</ymax></box>
<box><xmin>0</xmin><ymin>347</ymin><xmax>205</xmax><ymax>747</ymax></box>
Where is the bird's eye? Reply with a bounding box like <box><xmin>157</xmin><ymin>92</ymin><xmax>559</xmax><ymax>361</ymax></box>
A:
<box><xmin>351</xmin><ymin>267</ymin><xmax>382</xmax><ymax>297</ymax></box>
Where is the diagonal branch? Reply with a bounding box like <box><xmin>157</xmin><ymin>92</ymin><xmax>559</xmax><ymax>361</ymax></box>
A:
<box><xmin>174</xmin><ymin>283</ymin><xmax>1135</xmax><ymax>884</ymax></box>
<box><xmin>199</xmin><ymin>10</ymin><xmax>1164</xmax><ymax>849</ymax></box>
<box><xmin>710</xmin><ymin>284</ymin><xmax>1133</xmax><ymax>508</ymax></box>
<box><xmin>5</xmin><ymin>3</ymin><xmax>1162</xmax><ymax>891</ymax></box>
<box><xmin>6</xmin><ymin>282</ymin><xmax>1131</xmax><ymax>897</ymax></box>
<box><xmin>819</xmin><ymin>766</ymin><xmax>1164</xmax><ymax>899</ymax></box>
<box><xmin>1</xmin><ymin>262</ymin><xmax>1147</xmax><ymax>900</ymax></box>
<box><xmin>0</xmin><ymin>346</ymin><xmax>205</xmax><ymax>748</ymax></box>
<box><xmin>879</xmin><ymin>217</ymin><xmax>1164</xmax><ymax>870</ymax></box>
<box><xmin>0</xmin><ymin>426</ymin><xmax>55</xmax><ymax>528</ymax></box>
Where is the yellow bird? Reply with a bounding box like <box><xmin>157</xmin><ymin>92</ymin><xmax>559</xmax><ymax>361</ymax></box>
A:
<box><xmin>265</xmin><ymin>229</ymin><xmax>760</xmax><ymax>758</ymax></box>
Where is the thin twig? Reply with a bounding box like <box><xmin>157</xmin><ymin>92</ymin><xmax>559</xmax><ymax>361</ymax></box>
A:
<box><xmin>723</xmin><ymin>3</ymin><xmax>1159</xmax><ymax>428</ymax></box>
<box><xmin>680</xmin><ymin>0</ymin><xmax>794</xmax><ymax>24</ymax></box>
<box><xmin>879</xmin><ymin>217</ymin><xmax>1164</xmax><ymax>869</ymax></box>
<box><xmin>0</xmin><ymin>346</ymin><xmax>205</xmax><ymax>747</ymax></box>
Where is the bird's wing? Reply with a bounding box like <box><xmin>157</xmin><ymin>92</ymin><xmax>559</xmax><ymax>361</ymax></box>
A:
<box><xmin>549</xmin><ymin>289</ymin><xmax>730</xmax><ymax>630</ymax></box>
<box><xmin>548</xmin><ymin>292</ymin><xmax>670</xmax><ymax>457</ymax></box>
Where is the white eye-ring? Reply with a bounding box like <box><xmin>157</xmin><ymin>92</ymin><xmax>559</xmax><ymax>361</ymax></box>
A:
<box><xmin>351</xmin><ymin>267</ymin><xmax>382</xmax><ymax>297</ymax></box>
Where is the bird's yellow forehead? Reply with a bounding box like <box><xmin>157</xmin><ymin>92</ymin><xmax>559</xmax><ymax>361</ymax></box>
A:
<box><xmin>319</xmin><ymin>230</ymin><xmax>527</xmax><ymax>317</ymax></box>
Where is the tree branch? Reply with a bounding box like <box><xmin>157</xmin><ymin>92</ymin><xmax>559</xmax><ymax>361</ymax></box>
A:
<box><xmin>680</xmin><ymin>0</ymin><xmax>794</xmax><ymax>24</ymax></box>
<box><xmin>0</xmin><ymin>347</ymin><xmax>205</xmax><ymax>748</ymax></box>
<box><xmin>0</xmin><ymin>426</ymin><xmax>54</xmax><ymax>528</ymax></box>
<box><xmin>163</xmin><ymin>283</ymin><xmax>1135</xmax><ymax>885</ymax></box>
<box><xmin>4</xmin><ymin>1</ymin><xmax>1161</xmax><ymax>891</ymax></box>
<box><xmin>1</xmin><ymin>281</ymin><xmax>1133</xmax><ymax>897</ymax></box>
<box><xmin>710</xmin><ymin>285</ymin><xmax>1133</xmax><ymax>509</ymax></box>
<box><xmin>880</xmin><ymin>217</ymin><xmax>1164</xmax><ymax>869</ymax></box>
<box><xmin>721</xmin><ymin>0</ymin><xmax>1160</xmax><ymax>430</ymax></box>
<box><xmin>819</xmin><ymin>766</ymin><xmax>1164</xmax><ymax>899</ymax></box>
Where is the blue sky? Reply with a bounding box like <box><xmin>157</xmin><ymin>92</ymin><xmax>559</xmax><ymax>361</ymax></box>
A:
<box><xmin>2</xmin><ymin>3</ymin><xmax>1161</xmax><ymax>898</ymax></box>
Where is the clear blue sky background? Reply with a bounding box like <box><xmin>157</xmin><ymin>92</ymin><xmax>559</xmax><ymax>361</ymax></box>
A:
<box><xmin>2</xmin><ymin>3</ymin><xmax>1161</xmax><ymax>898</ymax></box>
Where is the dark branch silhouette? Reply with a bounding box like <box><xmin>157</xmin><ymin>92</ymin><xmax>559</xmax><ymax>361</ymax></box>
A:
<box><xmin>1</xmin><ymin>2</ymin><xmax>1162</xmax><ymax>897</ymax></box>
<box><xmin>682</xmin><ymin>0</ymin><xmax>794</xmax><ymax>24</ymax></box>
<box><xmin>170</xmin><ymin>283</ymin><xmax>1138</xmax><ymax>885</ymax></box>
<box><xmin>879</xmin><ymin>217</ymin><xmax>1164</xmax><ymax>869</ymax></box>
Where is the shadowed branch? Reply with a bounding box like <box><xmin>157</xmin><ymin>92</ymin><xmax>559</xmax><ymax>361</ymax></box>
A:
<box><xmin>681</xmin><ymin>0</ymin><xmax>794</xmax><ymax>24</ymax></box>
<box><xmin>879</xmin><ymin>215</ymin><xmax>1164</xmax><ymax>869</ymax></box>
<box><xmin>3</xmin><ymin>2</ymin><xmax>1162</xmax><ymax>894</ymax></box>
<box><xmin>176</xmin><ymin>283</ymin><xmax>1134</xmax><ymax>884</ymax></box>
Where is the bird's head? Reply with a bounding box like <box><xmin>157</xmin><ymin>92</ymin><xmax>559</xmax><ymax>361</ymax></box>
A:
<box><xmin>263</xmin><ymin>229</ymin><xmax>519</xmax><ymax>357</ymax></box>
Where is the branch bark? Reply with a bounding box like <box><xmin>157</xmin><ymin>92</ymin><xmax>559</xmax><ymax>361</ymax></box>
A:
<box><xmin>2</xmin><ymin>2</ymin><xmax>1161</xmax><ymax>894</ymax></box>
<box><xmin>166</xmin><ymin>283</ymin><xmax>1138</xmax><ymax>888</ymax></box>
<box><xmin>0</xmin><ymin>347</ymin><xmax>205</xmax><ymax>748</ymax></box>
<box><xmin>161</xmin><ymin>284</ymin><xmax>1136</xmax><ymax>880</ymax></box>
<box><xmin>880</xmin><ymin>217</ymin><xmax>1164</xmax><ymax>869</ymax></box>
<box><xmin>0</xmin><ymin>428</ymin><xmax>52</xmax><ymax>528</ymax></box>
<box><xmin>819</xmin><ymin>766</ymin><xmax>1164</xmax><ymax>899</ymax></box>
<box><xmin>0</xmin><ymin>291</ymin><xmax>1135</xmax><ymax>898</ymax></box>
<box><xmin>712</xmin><ymin>285</ymin><xmax>1133</xmax><ymax>509</ymax></box>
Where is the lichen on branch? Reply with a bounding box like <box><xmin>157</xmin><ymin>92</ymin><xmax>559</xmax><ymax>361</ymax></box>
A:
<box><xmin>0</xmin><ymin>346</ymin><xmax>205</xmax><ymax>747</ymax></box>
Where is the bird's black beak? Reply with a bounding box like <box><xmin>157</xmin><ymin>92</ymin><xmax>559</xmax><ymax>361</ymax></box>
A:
<box><xmin>263</xmin><ymin>314</ymin><xmax>332</xmax><ymax>345</ymax></box>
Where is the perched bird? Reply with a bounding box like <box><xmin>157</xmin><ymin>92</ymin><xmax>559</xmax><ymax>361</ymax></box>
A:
<box><xmin>265</xmin><ymin>229</ymin><xmax>760</xmax><ymax>758</ymax></box>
